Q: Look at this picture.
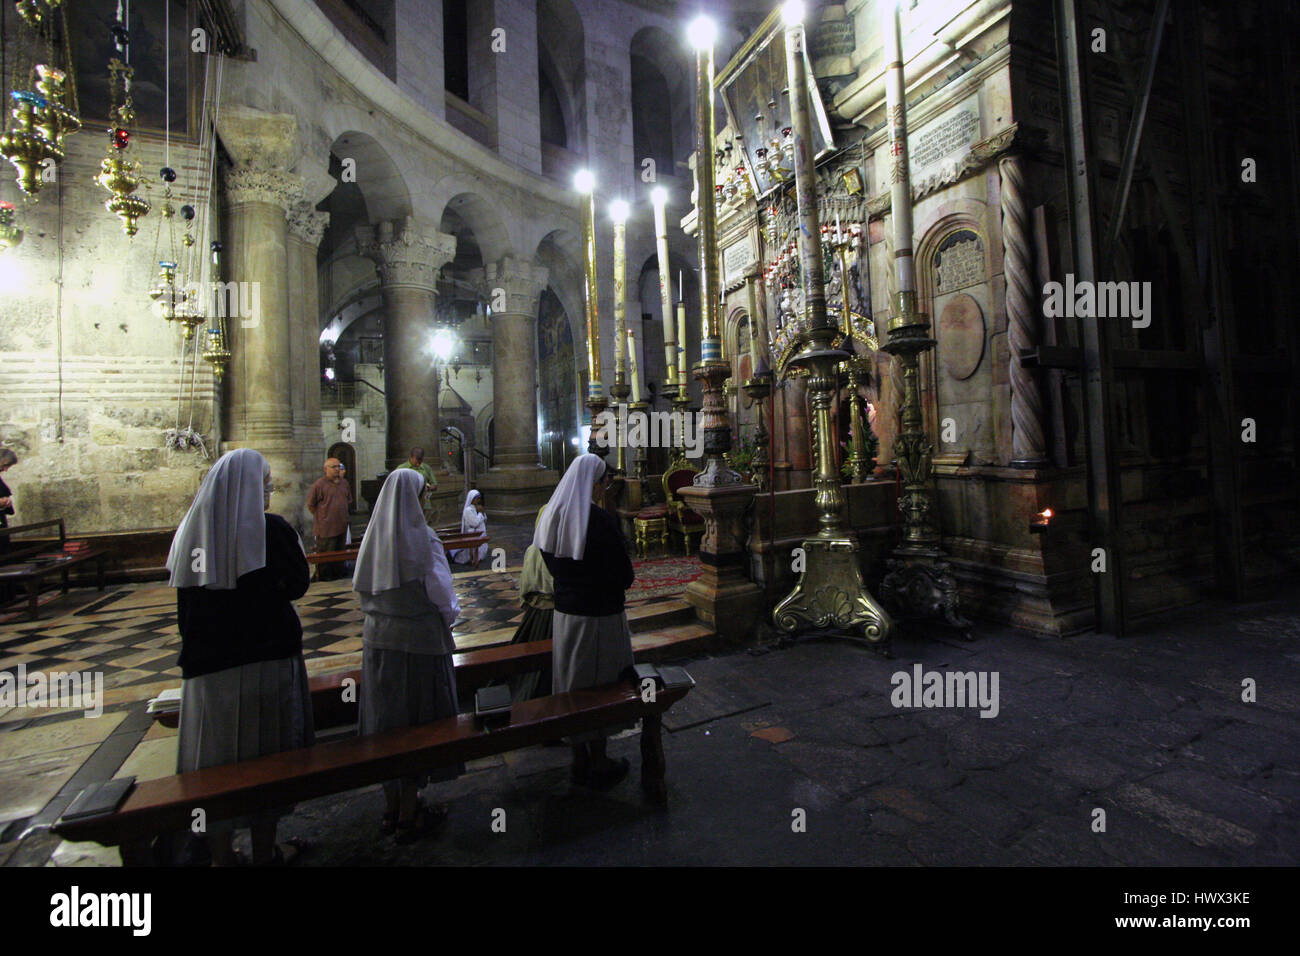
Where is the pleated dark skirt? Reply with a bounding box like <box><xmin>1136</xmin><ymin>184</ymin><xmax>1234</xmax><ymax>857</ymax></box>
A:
<box><xmin>360</xmin><ymin>646</ymin><xmax>462</xmax><ymax>786</ymax></box>
<box><xmin>507</xmin><ymin>604</ymin><xmax>554</xmax><ymax>701</ymax></box>
<box><xmin>177</xmin><ymin>655</ymin><xmax>315</xmax><ymax>831</ymax></box>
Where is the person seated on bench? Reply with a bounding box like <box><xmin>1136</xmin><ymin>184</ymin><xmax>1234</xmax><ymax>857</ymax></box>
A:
<box><xmin>449</xmin><ymin>489</ymin><xmax>489</xmax><ymax>565</ymax></box>
<box><xmin>306</xmin><ymin>457</ymin><xmax>351</xmax><ymax>581</ymax></box>
<box><xmin>352</xmin><ymin>469</ymin><xmax>462</xmax><ymax>843</ymax></box>
<box><xmin>166</xmin><ymin>448</ymin><xmax>314</xmax><ymax>866</ymax></box>
<box><xmin>535</xmin><ymin>454</ymin><xmax>637</xmax><ymax>790</ymax></box>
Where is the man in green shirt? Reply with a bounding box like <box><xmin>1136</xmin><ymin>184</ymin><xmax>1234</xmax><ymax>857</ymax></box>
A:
<box><xmin>396</xmin><ymin>446</ymin><xmax>438</xmax><ymax>525</ymax></box>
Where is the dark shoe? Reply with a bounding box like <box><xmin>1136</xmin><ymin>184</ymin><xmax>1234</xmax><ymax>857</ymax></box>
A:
<box><xmin>394</xmin><ymin>802</ymin><xmax>449</xmax><ymax>845</ymax></box>
<box><xmin>585</xmin><ymin>757</ymin><xmax>630</xmax><ymax>792</ymax></box>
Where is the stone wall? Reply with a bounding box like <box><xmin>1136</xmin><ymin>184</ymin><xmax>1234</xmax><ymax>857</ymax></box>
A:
<box><xmin>0</xmin><ymin>133</ymin><xmax>218</xmax><ymax>535</ymax></box>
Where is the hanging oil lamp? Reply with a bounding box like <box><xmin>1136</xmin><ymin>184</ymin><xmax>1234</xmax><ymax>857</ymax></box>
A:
<box><xmin>15</xmin><ymin>0</ymin><xmax>63</xmax><ymax>28</ymax></box>
<box><xmin>202</xmin><ymin>241</ymin><xmax>231</xmax><ymax>379</ymax></box>
<box><xmin>0</xmin><ymin>200</ymin><xmax>22</xmax><ymax>249</ymax></box>
<box><xmin>96</xmin><ymin>59</ymin><xmax>149</xmax><ymax>236</ymax></box>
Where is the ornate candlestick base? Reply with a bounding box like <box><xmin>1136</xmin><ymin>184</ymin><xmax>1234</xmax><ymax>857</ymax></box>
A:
<box><xmin>628</xmin><ymin>400</ymin><xmax>649</xmax><ymax>481</ymax></box>
<box><xmin>693</xmin><ymin>358</ymin><xmax>741</xmax><ymax>487</ymax></box>
<box><xmin>773</xmin><ymin>536</ymin><xmax>892</xmax><ymax>652</ymax></box>
<box><xmin>608</xmin><ymin>380</ymin><xmax>631</xmax><ymax>473</ymax></box>
<box><xmin>586</xmin><ymin>394</ymin><xmax>610</xmax><ymax>459</ymax></box>
<box><xmin>844</xmin><ymin>355</ymin><xmax>873</xmax><ymax>483</ymax></box>
<box><xmin>742</xmin><ymin>373</ymin><xmax>772</xmax><ymax>492</ymax></box>
<box><xmin>772</xmin><ymin>331</ymin><xmax>893</xmax><ymax>653</ymax></box>
<box><xmin>878</xmin><ymin>290</ymin><xmax>972</xmax><ymax>639</ymax></box>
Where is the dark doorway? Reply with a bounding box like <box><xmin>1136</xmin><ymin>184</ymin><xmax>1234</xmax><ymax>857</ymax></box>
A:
<box><xmin>328</xmin><ymin>442</ymin><xmax>358</xmax><ymax>512</ymax></box>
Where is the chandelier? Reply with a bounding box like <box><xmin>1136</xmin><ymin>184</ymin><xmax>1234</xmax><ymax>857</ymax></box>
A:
<box><xmin>96</xmin><ymin>59</ymin><xmax>149</xmax><ymax>236</ymax></box>
<box><xmin>1</xmin><ymin>0</ymin><xmax>81</xmax><ymax>198</ymax></box>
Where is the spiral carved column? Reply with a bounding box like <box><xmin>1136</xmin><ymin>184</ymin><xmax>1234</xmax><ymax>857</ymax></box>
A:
<box><xmin>1000</xmin><ymin>153</ymin><xmax>1048</xmax><ymax>468</ymax></box>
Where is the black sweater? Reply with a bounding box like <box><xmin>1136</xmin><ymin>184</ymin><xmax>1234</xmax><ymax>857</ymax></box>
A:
<box><xmin>176</xmin><ymin>513</ymin><xmax>310</xmax><ymax>679</ymax></box>
<box><xmin>542</xmin><ymin>504</ymin><xmax>635</xmax><ymax>617</ymax></box>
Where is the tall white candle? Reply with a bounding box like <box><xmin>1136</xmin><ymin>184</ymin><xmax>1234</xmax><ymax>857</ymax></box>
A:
<box><xmin>653</xmin><ymin>192</ymin><xmax>676</xmax><ymax>388</ymax></box>
<box><xmin>677</xmin><ymin>292</ymin><xmax>688</xmax><ymax>375</ymax></box>
<box><xmin>884</xmin><ymin>1</ymin><xmax>916</xmax><ymax>294</ymax></box>
<box><xmin>627</xmin><ymin>325</ymin><xmax>642</xmax><ymax>403</ymax></box>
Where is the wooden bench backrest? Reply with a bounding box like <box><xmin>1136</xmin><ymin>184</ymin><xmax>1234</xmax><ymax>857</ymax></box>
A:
<box><xmin>0</xmin><ymin>519</ymin><xmax>66</xmax><ymax>563</ymax></box>
<box><xmin>56</xmin><ymin>681</ymin><xmax>688</xmax><ymax>847</ymax></box>
<box><xmin>307</xmin><ymin>639</ymin><xmax>553</xmax><ymax>728</ymax></box>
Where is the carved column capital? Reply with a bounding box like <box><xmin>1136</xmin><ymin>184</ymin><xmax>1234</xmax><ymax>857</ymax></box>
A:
<box><xmin>478</xmin><ymin>256</ymin><xmax>549</xmax><ymax>315</ymax></box>
<box><xmin>287</xmin><ymin>201</ymin><xmax>330</xmax><ymax>247</ymax></box>
<box><xmin>223</xmin><ymin>166</ymin><xmax>305</xmax><ymax>212</ymax></box>
<box><xmin>356</xmin><ymin>217</ymin><xmax>457</xmax><ymax>292</ymax></box>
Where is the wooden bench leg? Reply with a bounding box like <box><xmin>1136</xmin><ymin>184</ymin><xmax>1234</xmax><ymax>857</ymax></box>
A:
<box><xmin>640</xmin><ymin>713</ymin><xmax>667</xmax><ymax>805</ymax></box>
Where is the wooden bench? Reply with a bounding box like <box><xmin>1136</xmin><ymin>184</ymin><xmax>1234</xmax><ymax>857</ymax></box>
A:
<box><xmin>436</xmin><ymin>528</ymin><xmax>490</xmax><ymax>569</ymax></box>
<box><xmin>56</xmin><ymin>677</ymin><xmax>692</xmax><ymax>864</ymax></box>
<box><xmin>305</xmin><ymin>546</ymin><xmax>359</xmax><ymax>567</ymax></box>
<box><xmin>0</xmin><ymin>519</ymin><xmax>107</xmax><ymax>620</ymax></box>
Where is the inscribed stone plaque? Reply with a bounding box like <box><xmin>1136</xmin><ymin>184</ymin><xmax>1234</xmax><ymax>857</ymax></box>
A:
<box><xmin>938</xmin><ymin>293</ymin><xmax>985</xmax><ymax>381</ymax></box>
<box><xmin>909</xmin><ymin>94</ymin><xmax>982</xmax><ymax>195</ymax></box>
<box><xmin>723</xmin><ymin>234</ymin><xmax>758</xmax><ymax>285</ymax></box>
<box><xmin>935</xmin><ymin>230</ymin><xmax>985</xmax><ymax>293</ymax></box>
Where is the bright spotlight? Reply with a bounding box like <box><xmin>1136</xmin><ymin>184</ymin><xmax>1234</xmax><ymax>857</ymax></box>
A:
<box><xmin>650</xmin><ymin>186</ymin><xmax>668</xmax><ymax>207</ymax></box>
<box><xmin>573</xmin><ymin>169</ymin><xmax>595</xmax><ymax>193</ymax></box>
<box><xmin>782</xmin><ymin>0</ymin><xmax>805</xmax><ymax>26</ymax></box>
<box><xmin>609</xmin><ymin>199</ymin><xmax>629</xmax><ymax>224</ymax></box>
<box><xmin>431</xmin><ymin>328</ymin><xmax>457</xmax><ymax>362</ymax></box>
<box><xmin>687</xmin><ymin>15</ymin><xmax>716</xmax><ymax>51</ymax></box>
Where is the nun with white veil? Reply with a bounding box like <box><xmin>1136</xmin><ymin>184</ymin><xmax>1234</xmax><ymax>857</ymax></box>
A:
<box><xmin>166</xmin><ymin>447</ymin><xmax>314</xmax><ymax>867</ymax></box>
<box><xmin>353</xmin><ymin>468</ymin><xmax>462</xmax><ymax>843</ymax></box>
<box><xmin>535</xmin><ymin>453</ymin><xmax>636</xmax><ymax>790</ymax></box>
<box><xmin>449</xmin><ymin>489</ymin><xmax>489</xmax><ymax>564</ymax></box>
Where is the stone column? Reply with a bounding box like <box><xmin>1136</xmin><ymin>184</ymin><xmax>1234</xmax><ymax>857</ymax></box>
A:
<box><xmin>356</xmin><ymin>217</ymin><xmax>456</xmax><ymax>481</ymax></box>
<box><xmin>217</xmin><ymin>106</ymin><xmax>310</xmax><ymax>532</ymax></box>
<box><xmin>475</xmin><ymin>256</ymin><xmax>558</xmax><ymax>518</ymax></box>
<box><xmin>287</xmin><ymin>199</ymin><xmax>330</xmax><ymax>497</ymax></box>
<box><xmin>1000</xmin><ymin>153</ymin><xmax>1048</xmax><ymax>467</ymax></box>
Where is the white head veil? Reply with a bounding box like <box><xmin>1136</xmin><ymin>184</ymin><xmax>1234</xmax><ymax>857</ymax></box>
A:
<box><xmin>460</xmin><ymin>489</ymin><xmax>482</xmax><ymax>533</ymax></box>
<box><xmin>353</xmin><ymin>469</ymin><xmax>459</xmax><ymax>618</ymax></box>
<box><xmin>166</xmin><ymin>448</ymin><xmax>271</xmax><ymax>590</ymax></box>
<box><xmin>532</xmin><ymin>453</ymin><xmax>606</xmax><ymax>560</ymax></box>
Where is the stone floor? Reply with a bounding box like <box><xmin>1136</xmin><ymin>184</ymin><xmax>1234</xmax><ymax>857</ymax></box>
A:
<box><xmin>9</xmin><ymin>587</ymin><xmax>1298</xmax><ymax>866</ymax></box>
<box><xmin>0</xmin><ymin>516</ymin><xmax>703</xmax><ymax>857</ymax></box>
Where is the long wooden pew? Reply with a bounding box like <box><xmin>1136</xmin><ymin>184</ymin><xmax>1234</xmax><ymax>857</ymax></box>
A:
<box><xmin>55</xmin><ymin>678</ymin><xmax>691</xmax><ymax>863</ymax></box>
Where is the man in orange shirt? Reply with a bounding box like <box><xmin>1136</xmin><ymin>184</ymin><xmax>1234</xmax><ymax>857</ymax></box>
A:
<box><xmin>307</xmin><ymin>458</ymin><xmax>352</xmax><ymax>580</ymax></box>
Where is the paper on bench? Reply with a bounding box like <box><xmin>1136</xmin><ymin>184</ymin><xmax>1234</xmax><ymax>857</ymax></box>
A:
<box><xmin>146</xmin><ymin>687</ymin><xmax>182</xmax><ymax>714</ymax></box>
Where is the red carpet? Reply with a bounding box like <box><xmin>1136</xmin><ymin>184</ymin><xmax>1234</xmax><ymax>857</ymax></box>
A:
<box><xmin>628</xmin><ymin>555</ymin><xmax>703</xmax><ymax>602</ymax></box>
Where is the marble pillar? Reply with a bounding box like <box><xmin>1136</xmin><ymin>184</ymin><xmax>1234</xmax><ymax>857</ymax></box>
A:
<box><xmin>475</xmin><ymin>257</ymin><xmax>558</xmax><ymax>518</ymax></box>
<box><xmin>1000</xmin><ymin>153</ymin><xmax>1048</xmax><ymax>467</ymax></box>
<box><xmin>356</xmin><ymin>218</ymin><xmax>456</xmax><ymax>494</ymax></box>
<box><xmin>217</xmin><ymin>106</ymin><xmax>310</xmax><ymax>533</ymax></box>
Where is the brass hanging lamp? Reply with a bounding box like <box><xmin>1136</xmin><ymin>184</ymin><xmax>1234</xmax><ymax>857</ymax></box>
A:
<box><xmin>96</xmin><ymin>59</ymin><xmax>149</xmax><ymax>236</ymax></box>
<box><xmin>1</xmin><ymin>0</ymin><xmax>80</xmax><ymax>197</ymax></box>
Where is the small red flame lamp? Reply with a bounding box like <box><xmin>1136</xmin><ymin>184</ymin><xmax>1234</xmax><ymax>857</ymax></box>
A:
<box><xmin>1030</xmin><ymin>507</ymin><xmax>1053</xmax><ymax>534</ymax></box>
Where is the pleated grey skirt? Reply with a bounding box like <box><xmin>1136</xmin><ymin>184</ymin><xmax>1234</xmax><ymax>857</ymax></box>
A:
<box><xmin>360</xmin><ymin>645</ymin><xmax>462</xmax><ymax>785</ymax></box>
<box><xmin>176</xmin><ymin>655</ymin><xmax>315</xmax><ymax>830</ymax></box>
<box><xmin>552</xmin><ymin>610</ymin><xmax>635</xmax><ymax>742</ymax></box>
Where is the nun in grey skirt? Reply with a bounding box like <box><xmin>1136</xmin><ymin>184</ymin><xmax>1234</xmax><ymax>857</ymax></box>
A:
<box><xmin>536</xmin><ymin>453</ymin><xmax>636</xmax><ymax>790</ymax></box>
<box><xmin>167</xmin><ymin>448</ymin><xmax>314</xmax><ymax>867</ymax></box>
<box><xmin>353</xmin><ymin>468</ymin><xmax>462</xmax><ymax>844</ymax></box>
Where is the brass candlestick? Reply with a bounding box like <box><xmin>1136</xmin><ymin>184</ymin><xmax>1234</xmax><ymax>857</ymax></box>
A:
<box><xmin>742</xmin><ymin>373</ymin><xmax>772</xmax><ymax>491</ymax></box>
<box><xmin>771</xmin><ymin>4</ymin><xmax>891</xmax><ymax>651</ymax></box>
